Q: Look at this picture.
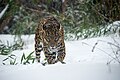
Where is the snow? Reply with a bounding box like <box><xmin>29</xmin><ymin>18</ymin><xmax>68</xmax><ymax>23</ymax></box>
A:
<box><xmin>0</xmin><ymin>63</ymin><xmax>120</xmax><ymax>80</ymax></box>
<box><xmin>0</xmin><ymin>34</ymin><xmax>120</xmax><ymax>80</ymax></box>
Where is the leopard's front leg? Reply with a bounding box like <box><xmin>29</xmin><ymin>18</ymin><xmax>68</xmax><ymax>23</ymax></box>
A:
<box><xmin>43</xmin><ymin>48</ymin><xmax>57</xmax><ymax>64</ymax></box>
<box><xmin>35</xmin><ymin>41</ymin><xmax>43</xmax><ymax>62</ymax></box>
<box><xmin>45</xmin><ymin>54</ymin><xmax>56</xmax><ymax>64</ymax></box>
<box><xmin>57</xmin><ymin>42</ymin><xmax>66</xmax><ymax>64</ymax></box>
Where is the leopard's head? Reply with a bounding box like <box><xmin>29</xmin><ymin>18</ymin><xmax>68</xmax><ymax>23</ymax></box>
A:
<box><xmin>42</xmin><ymin>17</ymin><xmax>63</xmax><ymax>49</ymax></box>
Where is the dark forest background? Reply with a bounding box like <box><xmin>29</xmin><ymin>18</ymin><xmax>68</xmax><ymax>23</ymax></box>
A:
<box><xmin>0</xmin><ymin>0</ymin><xmax>120</xmax><ymax>40</ymax></box>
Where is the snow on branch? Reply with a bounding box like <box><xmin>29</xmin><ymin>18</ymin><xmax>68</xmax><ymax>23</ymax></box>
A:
<box><xmin>0</xmin><ymin>4</ymin><xmax>9</xmax><ymax>19</ymax></box>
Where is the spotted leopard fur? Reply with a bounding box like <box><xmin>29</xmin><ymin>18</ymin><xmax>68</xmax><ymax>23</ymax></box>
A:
<box><xmin>35</xmin><ymin>16</ymin><xmax>66</xmax><ymax>65</ymax></box>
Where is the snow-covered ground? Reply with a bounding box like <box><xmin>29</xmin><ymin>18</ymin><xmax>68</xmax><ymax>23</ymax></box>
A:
<box><xmin>0</xmin><ymin>34</ymin><xmax>120</xmax><ymax>80</ymax></box>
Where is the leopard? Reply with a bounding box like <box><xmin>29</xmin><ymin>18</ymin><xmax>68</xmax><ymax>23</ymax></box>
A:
<box><xmin>35</xmin><ymin>16</ymin><xmax>66</xmax><ymax>65</ymax></box>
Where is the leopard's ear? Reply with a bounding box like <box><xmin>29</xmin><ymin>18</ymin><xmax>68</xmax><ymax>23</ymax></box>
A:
<box><xmin>53</xmin><ymin>18</ymin><xmax>60</xmax><ymax>30</ymax></box>
<box><xmin>59</xmin><ymin>26</ymin><xmax>64</xmax><ymax>34</ymax></box>
<box><xmin>42</xmin><ymin>19</ymin><xmax>47</xmax><ymax>30</ymax></box>
<box><xmin>54</xmin><ymin>19</ymin><xmax>60</xmax><ymax>30</ymax></box>
<box><xmin>43</xmin><ymin>24</ymin><xmax>46</xmax><ymax>30</ymax></box>
<box><xmin>56</xmin><ymin>23</ymin><xmax>60</xmax><ymax>30</ymax></box>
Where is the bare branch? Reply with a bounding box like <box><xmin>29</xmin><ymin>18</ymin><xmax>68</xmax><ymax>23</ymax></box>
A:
<box><xmin>82</xmin><ymin>42</ymin><xmax>120</xmax><ymax>64</ymax></box>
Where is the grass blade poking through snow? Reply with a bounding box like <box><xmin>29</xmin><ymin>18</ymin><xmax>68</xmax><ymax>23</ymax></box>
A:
<box><xmin>21</xmin><ymin>51</ymin><xmax>35</xmax><ymax>65</ymax></box>
<box><xmin>2</xmin><ymin>54</ymin><xmax>17</xmax><ymax>65</ymax></box>
<box><xmin>0</xmin><ymin>40</ymin><xmax>23</xmax><ymax>55</ymax></box>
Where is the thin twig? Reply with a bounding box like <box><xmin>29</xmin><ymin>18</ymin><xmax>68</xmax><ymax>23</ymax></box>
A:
<box><xmin>82</xmin><ymin>42</ymin><xmax>120</xmax><ymax>63</ymax></box>
<box><xmin>97</xmin><ymin>40</ymin><xmax>120</xmax><ymax>48</ymax></box>
<box><xmin>24</xmin><ymin>7</ymin><xmax>41</xmax><ymax>13</ymax></box>
<box><xmin>91</xmin><ymin>5</ymin><xmax>110</xmax><ymax>21</ymax></box>
<box><xmin>109</xmin><ymin>44</ymin><xmax>120</xmax><ymax>63</ymax></box>
<box><xmin>107</xmin><ymin>55</ymin><xmax>120</xmax><ymax>65</ymax></box>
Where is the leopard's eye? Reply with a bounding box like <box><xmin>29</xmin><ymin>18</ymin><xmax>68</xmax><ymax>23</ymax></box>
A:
<box><xmin>55</xmin><ymin>36</ymin><xmax>59</xmax><ymax>42</ymax></box>
<box><xmin>46</xmin><ymin>36</ymin><xmax>51</xmax><ymax>42</ymax></box>
<box><xmin>45</xmin><ymin>34</ymin><xmax>49</xmax><ymax>42</ymax></box>
<box><xmin>55</xmin><ymin>32</ymin><xmax>59</xmax><ymax>36</ymax></box>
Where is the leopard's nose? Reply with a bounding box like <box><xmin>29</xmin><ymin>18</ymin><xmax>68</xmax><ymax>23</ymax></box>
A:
<box><xmin>50</xmin><ymin>45</ymin><xmax>56</xmax><ymax>49</ymax></box>
<box><xmin>50</xmin><ymin>44</ymin><xmax>55</xmax><ymax>49</ymax></box>
<box><xmin>50</xmin><ymin>43</ymin><xmax>54</xmax><ymax>47</ymax></box>
<box><xmin>52</xmin><ymin>47</ymin><xmax>56</xmax><ymax>49</ymax></box>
